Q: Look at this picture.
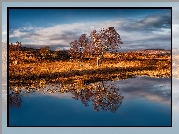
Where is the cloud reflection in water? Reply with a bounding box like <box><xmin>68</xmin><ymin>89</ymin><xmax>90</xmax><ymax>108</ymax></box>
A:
<box><xmin>114</xmin><ymin>76</ymin><xmax>171</xmax><ymax>106</ymax></box>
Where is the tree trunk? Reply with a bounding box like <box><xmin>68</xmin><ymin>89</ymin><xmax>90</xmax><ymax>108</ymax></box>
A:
<box><xmin>97</xmin><ymin>57</ymin><xmax>99</xmax><ymax>67</ymax></box>
<box><xmin>78</xmin><ymin>59</ymin><xmax>80</xmax><ymax>67</ymax></box>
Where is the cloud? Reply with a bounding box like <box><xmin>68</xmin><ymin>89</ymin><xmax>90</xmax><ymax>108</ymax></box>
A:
<box><xmin>9</xmin><ymin>20</ymin><xmax>125</xmax><ymax>48</ymax></box>
<box><xmin>123</xmin><ymin>14</ymin><xmax>171</xmax><ymax>32</ymax></box>
<box><xmin>10</xmin><ymin>23</ymin><xmax>88</xmax><ymax>45</ymax></box>
<box><xmin>115</xmin><ymin>29</ymin><xmax>171</xmax><ymax>51</ymax></box>
<box><xmin>116</xmin><ymin>76</ymin><xmax>171</xmax><ymax>106</ymax></box>
<box><xmin>9</xmin><ymin>29</ymin><xmax>28</xmax><ymax>37</ymax></box>
<box><xmin>9</xmin><ymin>15</ymin><xmax>171</xmax><ymax>51</ymax></box>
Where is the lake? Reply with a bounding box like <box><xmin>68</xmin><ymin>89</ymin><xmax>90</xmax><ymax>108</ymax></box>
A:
<box><xmin>9</xmin><ymin>76</ymin><xmax>171</xmax><ymax>126</ymax></box>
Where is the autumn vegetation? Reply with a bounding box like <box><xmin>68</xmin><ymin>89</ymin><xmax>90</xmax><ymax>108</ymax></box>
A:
<box><xmin>9</xmin><ymin>27</ymin><xmax>171</xmax><ymax>87</ymax></box>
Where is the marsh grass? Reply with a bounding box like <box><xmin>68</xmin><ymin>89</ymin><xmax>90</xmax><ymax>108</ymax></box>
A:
<box><xmin>9</xmin><ymin>53</ymin><xmax>171</xmax><ymax>86</ymax></box>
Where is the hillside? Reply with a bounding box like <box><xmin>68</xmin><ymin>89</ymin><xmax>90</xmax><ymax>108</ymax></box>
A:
<box><xmin>134</xmin><ymin>49</ymin><xmax>171</xmax><ymax>55</ymax></box>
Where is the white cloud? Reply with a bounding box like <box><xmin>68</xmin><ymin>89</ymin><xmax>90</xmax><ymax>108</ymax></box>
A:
<box><xmin>9</xmin><ymin>19</ymin><xmax>125</xmax><ymax>48</ymax></box>
<box><xmin>9</xmin><ymin>29</ymin><xmax>28</xmax><ymax>37</ymax></box>
<box><xmin>9</xmin><ymin>17</ymin><xmax>171</xmax><ymax>50</ymax></box>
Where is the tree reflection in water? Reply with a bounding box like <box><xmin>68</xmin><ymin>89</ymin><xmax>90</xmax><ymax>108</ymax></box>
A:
<box><xmin>70</xmin><ymin>80</ymin><xmax>124</xmax><ymax>112</ymax></box>
<box><xmin>9</xmin><ymin>79</ymin><xmax>124</xmax><ymax>112</ymax></box>
<box><xmin>9</xmin><ymin>89</ymin><xmax>22</xmax><ymax>109</ymax></box>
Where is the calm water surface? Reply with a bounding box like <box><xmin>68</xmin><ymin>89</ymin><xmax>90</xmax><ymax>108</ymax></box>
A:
<box><xmin>9</xmin><ymin>76</ymin><xmax>171</xmax><ymax>126</ymax></box>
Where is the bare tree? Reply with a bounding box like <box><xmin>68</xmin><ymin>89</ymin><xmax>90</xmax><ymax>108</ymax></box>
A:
<box><xmin>69</xmin><ymin>27</ymin><xmax>122</xmax><ymax>67</ymax></box>
<box><xmin>9</xmin><ymin>90</ymin><xmax>22</xmax><ymax>109</ymax></box>
<box><xmin>90</xmin><ymin>27</ymin><xmax>123</xmax><ymax>66</ymax></box>
<box><xmin>69</xmin><ymin>40</ymin><xmax>79</xmax><ymax>59</ymax></box>
<box><xmin>78</xmin><ymin>34</ymin><xmax>90</xmax><ymax>60</ymax></box>
<box><xmin>69</xmin><ymin>34</ymin><xmax>90</xmax><ymax>65</ymax></box>
<box><xmin>16</xmin><ymin>41</ymin><xmax>22</xmax><ymax>48</ymax></box>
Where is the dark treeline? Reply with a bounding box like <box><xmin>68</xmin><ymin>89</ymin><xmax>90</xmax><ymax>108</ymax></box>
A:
<box><xmin>9</xmin><ymin>41</ymin><xmax>70</xmax><ymax>64</ymax></box>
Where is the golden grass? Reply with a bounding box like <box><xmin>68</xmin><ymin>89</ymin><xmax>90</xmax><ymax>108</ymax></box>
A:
<box><xmin>9</xmin><ymin>56</ymin><xmax>171</xmax><ymax>86</ymax></box>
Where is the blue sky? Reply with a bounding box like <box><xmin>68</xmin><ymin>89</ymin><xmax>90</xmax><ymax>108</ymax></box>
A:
<box><xmin>8</xmin><ymin>8</ymin><xmax>171</xmax><ymax>51</ymax></box>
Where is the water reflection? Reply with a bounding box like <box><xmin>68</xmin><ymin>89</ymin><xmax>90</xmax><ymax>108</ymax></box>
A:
<box><xmin>116</xmin><ymin>76</ymin><xmax>171</xmax><ymax>106</ymax></box>
<box><xmin>9</xmin><ymin>90</ymin><xmax>22</xmax><ymax>109</ymax></box>
<box><xmin>9</xmin><ymin>79</ymin><xmax>124</xmax><ymax>112</ymax></box>
<box><xmin>70</xmin><ymin>81</ymin><xmax>124</xmax><ymax>112</ymax></box>
<box><xmin>8</xmin><ymin>77</ymin><xmax>171</xmax><ymax>126</ymax></box>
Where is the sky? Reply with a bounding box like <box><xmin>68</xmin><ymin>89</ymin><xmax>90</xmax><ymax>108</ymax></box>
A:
<box><xmin>8</xmin><ymin>8</ymin><xmax>172</xmax><ymax>51</ymax></box>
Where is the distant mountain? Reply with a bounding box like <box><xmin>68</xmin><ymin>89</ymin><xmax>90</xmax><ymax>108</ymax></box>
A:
<box><xmin>133</xmin><ymin>49</ymin><xmax>171</xmax><ymax>55</ymax></box>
